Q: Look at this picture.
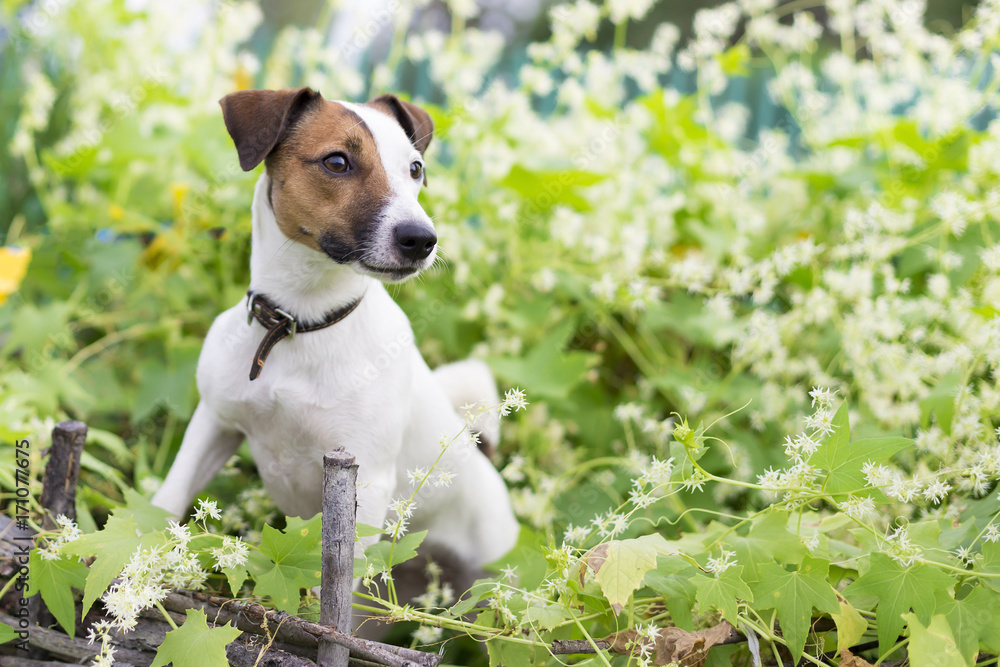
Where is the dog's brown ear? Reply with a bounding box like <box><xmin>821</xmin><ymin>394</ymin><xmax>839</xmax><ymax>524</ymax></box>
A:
<box><xmin>220</xmin><ymin>87</ymin><xmax>322</xmax><ymax>171</ymax></box>
<box><xmin>369</xmin><ymin>94</ymin><xmax>434</xmax><ymax>157</ymax></box>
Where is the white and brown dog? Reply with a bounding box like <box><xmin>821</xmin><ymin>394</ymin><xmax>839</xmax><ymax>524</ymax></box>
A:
<box><xmin>152</xmin><ymin>88</ymin><xmax>518</xmax><ymax>574</ymax></box>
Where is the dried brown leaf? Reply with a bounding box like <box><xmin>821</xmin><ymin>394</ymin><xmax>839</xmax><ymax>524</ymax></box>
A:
<box><xmin>604</xmin><ymin>620</ymin><xmax>737</xmax><ymax>666</ymax></box>
<box><xmin>840</xmin><ymin>649</ymin><xmax>875</xmax><ymax>667</ymax></box>
<box><xmin>579</xmin><ymin>542</ymin><xmax>610</xmax><ymax>587</ymax></box>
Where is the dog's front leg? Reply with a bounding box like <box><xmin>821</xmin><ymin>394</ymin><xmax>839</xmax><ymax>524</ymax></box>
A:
<box><xmin>152</xmin><ymin>401</ymin><xmax>243</xmax><ymax>517</ymax></box>
<box><xmin>354</xmin><ymin>464</ymin><xmax>398</xmax><ymax>554</ymax></box>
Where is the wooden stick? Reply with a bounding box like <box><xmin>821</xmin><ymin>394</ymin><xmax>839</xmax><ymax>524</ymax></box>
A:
<box><xmin>227</xmin><ymin>635</ymin><xmax>317</xmax><ymax>667</ymax></box>
<box><xmin>30</xmin><ymin>420</ymin><xmax>88</xmax><ymax>655</ymax></box>
<box><xmin>0</xmin><ymin>612</ymin><xmax>153</xmax><ymax>666</ymax></box>
<box><xmin>320</xmin><ymin>449</ymin><xmax>358</xmax><ymax>667</ymax></box>
<box><xmin>550</xmin><ymin>638</ymin><xmax>612</xmax><ymax>654</ymax></box>
<box><xmin>39</xmin><ymin>421</ymin><xmax>87</xmax><ymax>531</ymax></box>
<box><xmin>164</xmin><ymin>591</ymin><xmax>442</xmax><ymax>667</ymax></box>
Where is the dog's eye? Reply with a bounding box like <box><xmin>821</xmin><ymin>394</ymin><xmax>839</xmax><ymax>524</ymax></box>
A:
<box><xmin>409</xmin><ymin>161</ymin><xmax>423</xmax><ymax>180</ymax></box>
<box><xmin>323</xmin><ymin>154</ymin><xmax>350</xmax><ymax>174</ymax></box>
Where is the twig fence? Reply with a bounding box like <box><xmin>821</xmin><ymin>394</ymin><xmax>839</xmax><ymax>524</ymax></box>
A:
<box><xmin>0</xmin><ymin>420</ymin><xmax>445</xmax><ymax>667</ymax></box>
<box><xmin>0</xmin><ymin>421</ymin><xmax>763</xmax><ymax>667</ymax></box>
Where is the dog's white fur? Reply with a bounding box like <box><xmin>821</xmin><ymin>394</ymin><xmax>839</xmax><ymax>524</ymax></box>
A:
<box><xmin>152</xmin><ymin>102</ymin><xmax>518</xmax><ymax>568</ymax></box>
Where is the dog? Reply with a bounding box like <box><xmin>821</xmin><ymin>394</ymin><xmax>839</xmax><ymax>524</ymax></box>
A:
<box><xmin>151</xmin><ymin>87</ymin><xmax>519</xmax><ymax>578</ymax></box>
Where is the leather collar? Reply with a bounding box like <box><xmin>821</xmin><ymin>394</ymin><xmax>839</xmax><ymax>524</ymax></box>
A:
<box><xmin>245</xmin><ymin>290</ymin><xmax>364</xmax><ymax>381</ymax></box>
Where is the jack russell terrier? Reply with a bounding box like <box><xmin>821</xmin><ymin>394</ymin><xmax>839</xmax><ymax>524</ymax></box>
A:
<box><xmin>152</xmin><ymin>87</ymin><xmax>519</xmax><ymax>576</ymax></box>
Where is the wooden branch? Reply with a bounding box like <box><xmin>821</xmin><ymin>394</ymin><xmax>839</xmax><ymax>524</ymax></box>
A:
<box><xmin>320</xmin><ymin>449</ymin><xmax>358</xmax><ymax>667</ymax></box>
<box><xmin>164</xmin><ymin>591</ymin><xmax>442</xmax><ymax>667</ymax></box>
<box><xmin>39</xmin><ymin>421</ymin><xmax>87</xmax><ymax>530</ymax></box>
<box><xmin>550</xmin><ymin>638</ymin><xmax>611</xmax><ymax>654</ymax></box>
<box><xmin>0</xmin><ymin>515</ymin><xmax>34</xmax><ymax>581</ymax></box>
<box><xmin>0</xmin><ymin>657</ymin><xmax>140</xmax><ymax>667</ymax></box>
<box><xmin>551</xmin><ymin>625</ymin><xmax>746</xmax><ymax>655</ymax></box>
<box><xmin>227</xmin><ymin>635</ymin><xmax>317</xmax><ymax>667</ymax></box>
<box><xmin>30</xmin><ymin>421</ymin><xmax>88</xmax><ymax>657</ymax></box>
<box><xmin>0</xmin><ymin>612</ymin><xmax>154</xmax><ymax>666</ymax></box>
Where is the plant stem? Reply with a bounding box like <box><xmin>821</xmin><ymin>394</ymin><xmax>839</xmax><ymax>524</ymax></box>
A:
<box><xmin>157</xmin><ymin>601</ymin><xmax>178</xmax><ymax>630</ymax></box>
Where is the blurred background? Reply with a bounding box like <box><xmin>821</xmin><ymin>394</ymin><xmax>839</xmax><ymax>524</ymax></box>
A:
<box><xmin>0</xmin><ymin>0</ymin><xmax>984</xmax><ymax>238</ymax></box>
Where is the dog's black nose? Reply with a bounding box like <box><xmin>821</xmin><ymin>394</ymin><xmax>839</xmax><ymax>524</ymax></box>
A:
<box><xmin>394</xmin><ymin>223</ymin><xmax>437</xmax><ymax>261</ymax></box>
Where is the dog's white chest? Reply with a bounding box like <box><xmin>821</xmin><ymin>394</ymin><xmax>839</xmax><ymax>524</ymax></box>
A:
<box><xmin>196</xmin><ymin>288</ymin><xmax>414</xmax><ymax>517</ymax></box>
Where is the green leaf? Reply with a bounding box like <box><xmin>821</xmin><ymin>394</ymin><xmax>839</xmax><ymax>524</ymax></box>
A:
<box><xmin>694</xmin><ymin>565</ymin><xmax>754</xmax><ymax>625</ymax></box>
<box><xmin>221</xmin><ymin>563</ymin><xmax>249</xmax><ymax>595</ymax></box>
<box><xmin>944</xmin><ymin>586</ymin><xmax>1000</xmax><ymax>659</ymax></box>
<box><xmin>491</xmin><ymin>526</ymin><xmax>549</xmax><ymax>590</ymax></box>
<box><xmin>150</xmin><ymin>609</ymin><xmax>242</xmax><ymax>667</ymax></box>
<box><xmin>27</xmin><ymin>550</ymin><xmax>88</xmax><ymax>637</ymax></box>
<box><xmin>521</xmin><ymin>601</ymin><xmax>564</xmax><ymax>631</ymax></box>
<box><xmin>61</xmin><ymin>515</ymin><xmax>166</xmax><ymax>617</ymax></box>
<box><xmin>0</xmin><ymin>301</ymin><xmax>72</xmax><ymax>358</ymax></box>
<box><xmin>246</xmin><ymin>514</ymin><xmax>324</xmax><ymax>614</ymax></box>
<box><xmin>450</xmin><ymin>579</ymin><xmax>501</xmax><ymax>617</ymax></box>
<box><xmin>751</xmin><ymin>556</ymin><xmax>840</xmax><ymax>660</ymax></box>
<box><xmin>918</xmin><ymin>373</ymin><xmax>962</xmax><ymax>433</ymax></box>
<box><xmin>116</xmin><ymin>488</ymin><xmax>172</xmax><ymax>533</ymax></box>
<box><xmin>977</xmin><ymin>542</ymin><xmax>1000</xmax><ymax>592</ymax></box>
<box><xmin>831</xmin><ymin>596</ymin><xmax>868</xmax><ymax>654</ymax></box>
<box><xmin>810</xmin><ymin>404</ymin><xmax>912</xmax><ymax>499</ymax></box>
<box><xmin>843</xmin><ymin>553</ymin><xmax>956</xmax><ymax>654</ymax></box>
<box><xmin>0</xmin><ymin>623</ymin><xmax>17</xmax><ymax>645</ymax></box>
<box><xmin>588</xmin><ymin>534</ymin><xmax>670</xmax><ymax>614</ymax></box>
<box><xmin>364</xmin><ymin>530</ymin><xmax>428</xmax><ymax>574</ymax></box>
<box><xmin>356</xmin><ymin>523</ymin><xmax>384</xmax><ymax>539</ymax></box>
<box><xmin>132</xmin><ymin>343</ymin><xmax>199</xmax><ymax>422</ymax></box>
<box><xmin>644</xmin><ymin>555</ymin><xmax>697</xmax><ymax>602</ymax></box>
<box><xmin>810</xmin><ymin>402</ymin><xmax>850</xmax><ymax>469</ymax></box>
<box><xmin>716</xmin><ymin>43</ymin><xmax>751</xmax><ymax>76</ymax></box>
<box><xmin>500</xmin><ymin>165</ymin><xmax>605</xmax><ymax>212</ymax></box>
<box><xmin>486</xmin><ymin>635</ymin><xmax>545</xmax><ymax>667</ymax></box>
<box><xmin>902</xmin><ymin>613</ymin><xmax>966</xmax><ymax>667</ymax></box>
<box><xmin>488</xmin><ymin>319</ymin><xmax>596</xmax><ymax>399</ymax></box>
<box><xmin>643</xmin><ymin>553</ymin><xmax>698</xmax><ymax>629</ymax></box>
<box><xmin>724</xmin><ymin>511</ymin><xmax>807</xmax><ymax>584</ymax></box>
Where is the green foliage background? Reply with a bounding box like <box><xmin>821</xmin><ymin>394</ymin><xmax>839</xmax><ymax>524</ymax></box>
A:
<box><xmin>3</xmin><ymin>0</ymin><xmax>1000</xmax><ymax>665</ymax></box>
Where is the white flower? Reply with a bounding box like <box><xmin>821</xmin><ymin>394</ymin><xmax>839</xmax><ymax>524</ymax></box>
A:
<box><xmin>887</xmin><ymin>526</ymin><xmax>922</xmax><ymax>567</ymax></box>
<box><xmin>839</xmin><ymin>496</ymin><xmax>877</xmax><ymax>520</ymax></box>
<box><xmin>563</xmin><ymin>523</ymin><xmax>589</xmax><ymax>545</ymax></box>
<box><xmin>501</xmin><ymin>387</ymin><xmax>528</xmax><ymax>415</ymax></box>
<box><xmin>804</xmin><ymin>408</ymin><xmax>836</xmax><ymax>438</ymax></box>
<box><xmin>502</xmin><ymin>455</ymin><xmax>526</xmax><ymax>483</ymax></box>
<box><xmin>193</xmin><ymin>498</ymin><xmax>221</xmax><ymax>522</ymax></box>
<box><xmin>608</xmin><ymin>0</ymin><xmax>655</xmax><ymax>23</ymax></box>
<box><xmin>809</xmin><ymin>387</ymin><xmax>836</xmax><ymax>408</ymax></box>
<box><xmin>407</xmin><ymin>467</ymin><xmax>428</xmax><ymax>487</ymax></box>
<box><xmin>922</xmin><ymin>480</ymin><xmax>951</xmax><ymax>504</ymax></box>
<box><xmin>705</xmin><ymin>549</ymin><xmax>737</xmax><ymax>577</ymax></box>
<box><xmin>413</xmin><ymin>624</ymin><xmax>443</xmax><ymax>645</ymax></box>
<box><xmin>167</xmin><ymin>520</ymin><xmax>192</xmax><ymax>547</ymax></box>
<box><xmin>210</xmin><ymin>536</ymin><xmax>249</xmax><ymax>570</ymax></box>
<box><xmin>613</xmin><ymin>402</ymin><xmax>644</xmax><ymax>423</ymax></box>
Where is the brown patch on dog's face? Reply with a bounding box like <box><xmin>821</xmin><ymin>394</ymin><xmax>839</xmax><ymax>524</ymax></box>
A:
<box><xmin>263</xmin><ymin>101</ymin><xmax>392</xmax><ymax>263</ymax></box>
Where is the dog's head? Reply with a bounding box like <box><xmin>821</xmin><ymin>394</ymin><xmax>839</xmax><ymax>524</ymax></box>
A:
<box><xmin>220</xmin><ymin>87</ymin><xmax>436</xmax><ymax>282</ymax></box>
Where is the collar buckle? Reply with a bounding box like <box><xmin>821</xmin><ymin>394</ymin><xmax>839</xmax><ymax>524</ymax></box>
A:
<box><xmin>273</xmin><ymin>307</ymin><xmax>296</xmax><ymax>339</ymax></box>
<box><xmin>246</xmin><ymin>293</ymin><xmax>257</xmax><ymax>325</ymax></box>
